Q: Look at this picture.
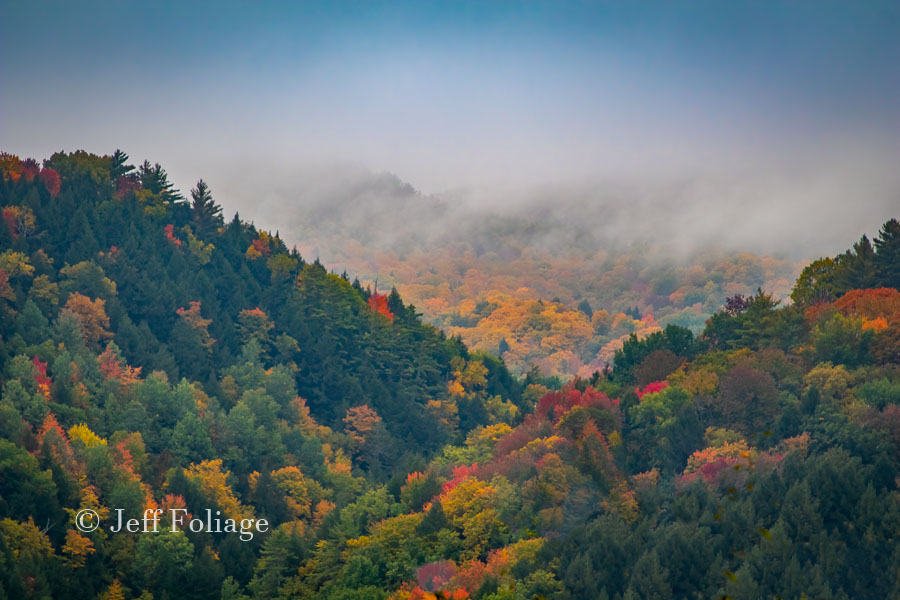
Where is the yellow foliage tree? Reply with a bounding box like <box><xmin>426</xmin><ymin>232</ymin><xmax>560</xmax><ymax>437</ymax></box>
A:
<box><xmin>99</xmin><ymin>580</ymin><xmax>127</xmax><ymax>600</ymax></box>
<box><xmin>183</xmin><ymin>459</ymin><xmax>246</xmax><ymax>521</ymax></box>
<box><xmin>62</xmin><ymin>528</ymin><xmax>95</xmax><ymax>567</ymax></box>
<box><xmin>68</xmin><ymin>423</ymin><xmax>107</xmax><ymax>448</ymax></box>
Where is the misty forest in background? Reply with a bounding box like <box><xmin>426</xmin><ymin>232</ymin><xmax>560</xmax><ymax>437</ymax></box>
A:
<box><xmin>0</xmin><ymin>150</ymin><xmax>899</xmax><ymax>600</ymax></box>
<box><xmin>274</xmin><ymin>171</ymin><xmax>803</xmax><ymax>381</ymax></box>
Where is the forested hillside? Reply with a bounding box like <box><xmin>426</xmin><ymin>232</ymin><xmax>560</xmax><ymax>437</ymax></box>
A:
<box><xmin>1</xmin><ymin>150</ymin><xmax>899</xmax><ymax>599</ymax></box>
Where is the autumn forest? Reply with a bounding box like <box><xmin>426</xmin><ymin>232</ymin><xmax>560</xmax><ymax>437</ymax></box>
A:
<box><xmin>0</xmin><ymin>149</ymin><xmax>899</xmax><ymax>600</ymax></box>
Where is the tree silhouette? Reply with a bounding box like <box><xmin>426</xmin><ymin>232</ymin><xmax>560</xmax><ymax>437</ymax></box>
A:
<box><xmin>874</xmin><ymin>218</ymin><xmax>900</xmax><ymax>288</ymax></box>
<box><xmin>139</xmin><ymin>160</ymin><xmax>183</xmax><ymax>203</ymax></box>
<box><xmin>109</xmin><ymin>149</ymin><xmax>133</xmax><ymax>179</ymax></box>
<box><xmin>190</xmin><ymin>179</ymin><xmax>223</xmax><ymax>236</ymax></box>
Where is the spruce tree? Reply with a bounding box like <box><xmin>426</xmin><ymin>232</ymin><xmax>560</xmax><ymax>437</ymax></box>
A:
<box><xmin>191</xmin><ymin>179</ymin><xmax>223</xmax><ymax>237</ymax></box>
<box><xmin>873</xmin><ymin>218</ymin><xmax>900</xmax><ymax>288</ymax></box>
<box><xmin>109</xmin><ymin>149</ymin><xmax>133</xmax><ymax>179</ymax></box>
<box><xmin>139</xmin><ymin>160</ymin><xmax>183</xmax><ymax>203</ymax></box>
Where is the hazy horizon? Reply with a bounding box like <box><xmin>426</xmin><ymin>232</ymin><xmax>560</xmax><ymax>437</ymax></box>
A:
<box><xmin>3</xmin><ymin>1</ymin><xmax>899</xmax><ymax>259</ymax></box>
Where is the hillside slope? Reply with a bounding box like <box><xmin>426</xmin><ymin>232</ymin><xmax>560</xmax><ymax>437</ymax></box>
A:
<box><xmin>0</xmin><ymin>150</ymin><xmax>899</xmax><ymax>600</ymax></box>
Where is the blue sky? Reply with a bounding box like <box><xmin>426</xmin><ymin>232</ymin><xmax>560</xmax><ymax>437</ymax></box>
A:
<box><xmin>2</xmin><ymin>1</ymin><xmax>899</xmax><ymax>245</ymax></box>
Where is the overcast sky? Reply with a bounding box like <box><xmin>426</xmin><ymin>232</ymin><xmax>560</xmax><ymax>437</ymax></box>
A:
<box><xmin>2</xmin><ymin>1</ymin><xmax>899</xmax><ymax>254</ymax></box>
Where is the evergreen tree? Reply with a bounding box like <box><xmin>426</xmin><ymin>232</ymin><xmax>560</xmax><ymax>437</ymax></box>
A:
<box><xmin>109</xmin><ymin>149</ymin><xmax>133</xmax><ymax>179</ymax></box>
<box><xmin>139</xmin><ymin>160</ymin><xmax>184</xmax><ymax>203</ymax></box>
<box><xmin>834</xmin><ymin>234</ymin><xmax>877</xmax><ymax>291</ymax></box>
<box><xmin>873</xmin><ymin>218</ymin><xmax>900</xmax><ymax>288</ymax></box>
<box><xmin>577</xmin><ymin>298</ymin><xmax>593</xmax><ymax>319</ymax></box>
<box><xmin>191</xmin><ymin>179</ymin><xmax>223</xmax><ymax>237</ymax></box>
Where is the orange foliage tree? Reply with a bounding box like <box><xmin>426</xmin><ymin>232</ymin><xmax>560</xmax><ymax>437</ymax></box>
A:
<box><xmin>98</xmin><ymin>342</ymin><xmax>142</xmax><ymax>386</ymax></box>
<box><xmin>176</xmin><ymin>301</ymin><xmax>215</xmax><ymax>348</ymax></box>
<box><xmin>62</xmin><ymin>292</ymin><xmax>112</xmax><ymax>347</ymax></box>
<box><xmin>343</xmin><ymin>404</ymin><xmax>383</xmax><ymax>444</ymax></box>
<box><xmin>368</xmin><ymin>292</ymin><xmax>394</xmax><ymax>321</ymax></box>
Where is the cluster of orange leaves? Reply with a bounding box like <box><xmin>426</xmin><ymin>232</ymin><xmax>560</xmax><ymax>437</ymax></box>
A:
<box><xmin>97</xmin><ymin>345</ymin><xmax>142</xmax><ymax>387</ymax></box>
<box><xmin>176</xmin><ymin>301</ymin><xmax>216</xmax><ymax>347</ymax></box>
<box><xmin>343</xmin><ymin>404</ymin><xmax>382</xmax><ymax>444</ymax></box>
<box><xmin>36</xmin><ymin>413</ymin><xmax>76</xmax><ymax>472</ymax></box>
<box><xmin>62</xmin><ymin>293</ymin><xmax>112</xmax><ymax>345</ymax></box>
<box><xmin>834</xmin><ymin>288</ymin><xmax>900</xmax><ymax>331</ymax></box>
<box><xmin>806</xmin><ymin>288</ymin><xmax>900</xmax><ymax>328</ymax></box>
<box><xmin>164</xmin><ymin>223</ymin><xmax>182</xmax><ymax>246</ymax></box>
<box><xmin>394</xmin><ymin>586</ymin><xmax>469</xmax><ymax>600</ymax></box>
<box><xmin>368</xmin><ymin>292</ymin><xmax>394</xmax><ymax>321</ymax></box>
<box><xmin>805</xmin><ymin>288</ymin><xmax>900</xmax><ymax>364</ymax></box>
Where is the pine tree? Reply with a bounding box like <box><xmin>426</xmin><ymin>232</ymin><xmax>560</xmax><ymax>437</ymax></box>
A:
<box><xmin>577</xmin><ymin>298</ymin><xmax>593</xmax><ymax>319</ymax></box>
<box><xmin>873</xmin><ymin>218</ymin><xmax>900</xmax><ymax>288</ymax></box>
<box><xmin>416</xmin><ymin>499</ymin><xmax>449</xmax><ymax>535</ymax></box>
<box><xmin>109</xmin><ymin>149</ymin><xmax>133</xmax><ymax>179</ymax></box>
<box><xmin>624</xmin><ymin>551</ymin><xmax>672</xmax><ymax>600</ymax></box>
<box><xmin>191</xmin><ymin>179</ymin><xmax>223</xmax><ymax>237</ymax></box>
<box><xmin>139</xmin><ymin>160</ymin><xmax>183</xmax><ymax>203</ymax></box>
<box><xmin>834</xmin><ymin>234</ymin><xmax>877</xmax><ymax>291</ymax></box>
